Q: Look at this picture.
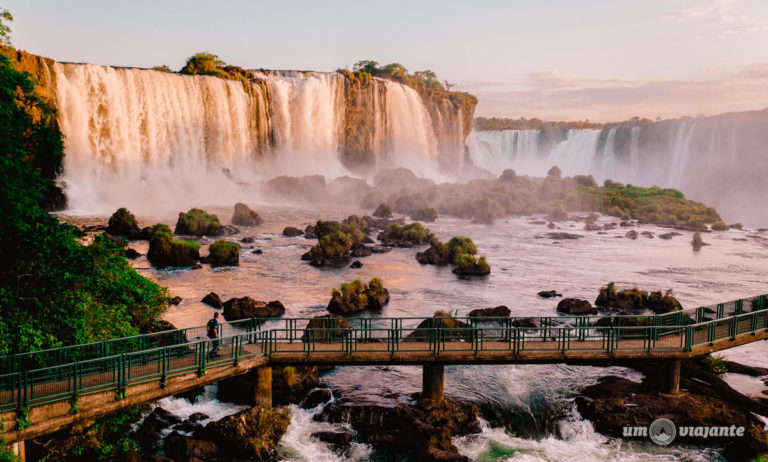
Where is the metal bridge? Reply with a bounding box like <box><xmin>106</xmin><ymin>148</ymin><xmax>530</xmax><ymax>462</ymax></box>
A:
<box><xmin>2</xmin><ymin>294</ymin><xmax>767</xmax><ymax>453</ymax></box>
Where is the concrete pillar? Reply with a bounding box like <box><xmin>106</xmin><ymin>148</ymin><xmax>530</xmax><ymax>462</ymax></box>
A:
<box><xmin>256</xmin><ymin>366</ymin><xmax>272</xmax><ymax>408</ymax></box>
<box><xmin>11</xmin><ymin>441</ymin><xmax>25</xmax><ymax>462</ymax></box>
<box><xmin>422</xmin><ymin>364</ymin><xmax>444</xmax><ymax>400</ymax></box>
<box><xmin>662</xmin><ymin>359</ymin><xmax>681</xmax><ymax>395</ymax></box>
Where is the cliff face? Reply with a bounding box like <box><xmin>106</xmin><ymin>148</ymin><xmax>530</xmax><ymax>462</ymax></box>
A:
<box><xmin>338</xmin><ymin>70</ymin><xmax>387</xmax><ymax>170</ymax></box>
<box><xmin>422</xmin><ymin>91</ymin><xmax>478</xmax><ymax>171</ymax></box>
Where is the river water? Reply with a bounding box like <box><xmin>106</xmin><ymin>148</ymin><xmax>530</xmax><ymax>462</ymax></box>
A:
<box><xmin>63</xmin><ymin>205</ymin><xmax>768</xmax><ymax>461</ymax></box>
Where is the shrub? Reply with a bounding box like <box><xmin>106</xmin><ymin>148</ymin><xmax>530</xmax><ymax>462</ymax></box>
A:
<box><xmin>411</xmin><ymin>207</ymin><xmax>438</xmax><ymax>222</ymax></box>
<box><xmin>373</xmin><ymin>203</ymin><xmax>393</xmax><ymax>218</ymax></box>
<box><xmin>729</xmin><ymin>222</ymin><xmax>743</xmax><ymax>230</ymax></box>
<box><xmin>180</xmin><ymin>52</ymin><xmax>227</xmax><ymax>78</ymax></box>
<box><xmin>152</xmin><ymin>65</ymin><xmax>173</xmax><ymax>73</ymax></box>
<box><xmin>711</xmin><ymin>221</ymin><xmax>728</xmax><ymax>231</ymax></box>
<box><xmin>703</xmin><ymin>355</ymin><xmax>727</xmax><ymax>374</ymax></box>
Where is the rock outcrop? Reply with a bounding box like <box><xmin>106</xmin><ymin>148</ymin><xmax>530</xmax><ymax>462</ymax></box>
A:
<box><xmin>222</xmin><ymin>297</ymin><xmax>285</xmax><ymax>321</ymax></box>
<box><xmin>231</xmin><ymin>203</ymin><xmax>263</xmax><ymax>226</ymax></box>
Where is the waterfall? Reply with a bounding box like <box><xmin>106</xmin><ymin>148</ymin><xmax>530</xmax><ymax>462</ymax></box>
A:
<box><xmin>53</xmin><ymin>63</ymin><xmax>459</xmax><ymax>214</ymax></box>
<box><xmin>468</xmin><ymin>109</ymin><xmax>768</xmax><ymax>225</ymax></box>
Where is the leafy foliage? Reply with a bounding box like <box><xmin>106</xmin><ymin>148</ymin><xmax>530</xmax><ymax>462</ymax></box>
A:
<box><xmin>0</xmin><ymin>53</ymin><xmax>169</xmax><ymax>354</ymax></box>
<box><xmin>411</xmin><ymin>207</ymin><xmax>438</xmax><ymax>222</ymax></box>
<box><xmin>373</xmin><ymin>203</ymin><xmax>393</xmax><ymax>218</ymax></box>
<box><xmin>307</xmin><ymin>231</ymin><xmax>354</xmax><ymax>263</ymax></box>
<box><xmin>0</xmin><ymin>8</ymin><xmax>11</xmax><ymax>46</ymax></box>
<box><xmin>152</xmin><ymin>65</ymin><xmax>172</xmax><ymax>73</ymax></box>
<box><xmin>180</xmin><ymin>52</ymin><xmax>227</xmax><ymax>78</ymax></box>
<box><xmin>175</xmin><ymin>208</ymin><xmax>221</xmax><ymax>236</ymax></box>
<box><xmin>474</xmin><ymin>116</ymin><xmax>603</xmax><ymax>131</ymax></box>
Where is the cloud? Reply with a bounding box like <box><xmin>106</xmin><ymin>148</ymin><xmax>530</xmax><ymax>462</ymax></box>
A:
<box><xmin>663</xmin><ymin>0</ymin><xmax>737</xmax><ymax>20</ymax></box>
<box><xmin>456</xmin><ymin>65</ymin><xmax>768</xmax><ymax>122</ymax></box>
<box><xmin>663</xmin><ymin>0</ymin><xmax>768</xmax><ymax>36</ymax></box>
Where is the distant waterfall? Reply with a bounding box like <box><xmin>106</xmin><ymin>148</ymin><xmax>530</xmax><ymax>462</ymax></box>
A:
<box><xmin>53</xmin><ymin>63</ymin><xmax>464</xmax><ymax>214</ymax></box>
<box><xmin>468</xmin><ymin>110</ymin><xmax>768</xmax><ymax>225</ymax></box>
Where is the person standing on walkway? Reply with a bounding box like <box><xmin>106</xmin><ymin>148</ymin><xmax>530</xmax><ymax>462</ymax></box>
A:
<box><xmin>207</xmin><ymin>312</ymin><xmax>220</xmax><ymax>357</ymax></box>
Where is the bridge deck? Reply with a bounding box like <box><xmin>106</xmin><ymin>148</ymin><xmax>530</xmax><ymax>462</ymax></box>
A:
<box><xmin>0</xmin><ymin>294</ymin><xmax>766</xmax><ymax>444</ymax></box>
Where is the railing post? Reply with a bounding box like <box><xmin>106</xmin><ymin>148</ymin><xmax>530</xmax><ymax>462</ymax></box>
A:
<box><xmin>73</xmin><ymin>362</ymin><xmax>79</xmax><ymax>399</ymax></box>
<box><xmin>233</xmin><ymin>337</ymin><xmax>240</xmax><ymax>365</ymax></box>
<box><xmin>684</xmin><ymin>326</ymin><xmax>693</xmax><ymax>352</ymax></box>
<box><xmin>607</xmin><ymin>328</ymin><xmax>614</xmax><ymax>353</ymax></box>
<box><xmin>729</xmin><ymin>317</ymin><xmax>737</xmax><ymax>340</ymax></box>
<box><xmin>160</xmin><ymin>348</ymin><xmax>167</xmax><ymax>386</ymax></box>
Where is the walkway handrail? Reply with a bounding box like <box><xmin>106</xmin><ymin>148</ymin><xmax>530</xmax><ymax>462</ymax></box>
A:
<box><xmin>0</xmin><ymin>297</ymin><xmax>766</xmax><ymax>414</ymax></box>
<box><xmin>1</xmin><ymin>294</ymin><xmax>765</xmax><ymax>376</ymax></box>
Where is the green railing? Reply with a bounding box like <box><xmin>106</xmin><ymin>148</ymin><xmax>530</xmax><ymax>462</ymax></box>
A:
<box><xmin>0</xmin><ymin>294</ymin><xmax>765</xmax><ymax>415</ymax></box>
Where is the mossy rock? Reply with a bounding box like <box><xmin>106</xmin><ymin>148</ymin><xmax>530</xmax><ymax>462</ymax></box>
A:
<box><xmin>147</xmin><ymin>232</ymin><xmax>200</xmax><ymax>267</ymax></box>
<box><xmin>107</xmin><ymin>207</ymin><xmax>141</xmax><ymax>237</ymax></box>
<box><xmin>378</xmin><ymin>222</ymin><xmax>433</xmax><ymax>247</ymax></box>
<box><xmin>452</xmin><ymin>254</ymin><xmax>491</xmax><ymax>276</ymax></box>
<box><xmin>175</xmin><ymin>208</ymin><xmax>222</xmax><ymax>236</ymax></box>
<box><xmin>327</xmin><ymin>277</ymin><xmax>390</xmax><ymax>315</ymax></box>
<box><xmin>204</xmin><ymin>240</ymin><xmax>241</xmax><ymax>265</ymax></box>
<box><xmin>304</xmin><ymin>231</ymin><xmax>354</xmax><ymax>266</ymax></box>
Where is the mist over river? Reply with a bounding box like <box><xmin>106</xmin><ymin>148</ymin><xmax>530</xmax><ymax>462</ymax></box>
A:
<box><xmin>61</xmin><ymin>205</ymin><xmax>768</xmax><ymax>461</ymax></box>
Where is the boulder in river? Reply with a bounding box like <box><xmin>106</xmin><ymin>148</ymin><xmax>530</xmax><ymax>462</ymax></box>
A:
<box><xmin>468</xmin><ymin>306</ymin><xmax>510</xmax><ymax>318</ymax></box>
<box><xmin>282</xmin><ymin>226</ymin><xmax>304</xmax><ymax>237</ymax></box>
<box><xmin>303</xmin><ymin>315</ymin><xmax>354</xmax><ymax>341</ymax></box>
<box><xmin>107</xmin><ymin>207</ymin><xmax>142</xmax><ymax>238</ymax></box>
<box><xmin>556</xmin><ymin>298</ymin><xmax>597</xmax><ymax>315</ymax></box>
<box><xmin>320</xmin><ymin>393</ymin><xmax>481</xmax><ymax>461</ymax></box>
<box><xmin>175</xmin><ymin>208</ymin><xmax>222</xmax><ymax>236</ymax></box>
<box><xmin>191</xmin><ymin>407</ymin><xmax>291</xmax><ymax>461</ymax></box>
<box><xmin>537</xmin><ymin>290</ymin><xmax>562</xmax><ymax>298</ymax></box>
<box><xmin>546</xmin><ymin>232</ymin><xmax>582</xmax><ymax>240</ymax></box>
<box><xmin>147</xmin><ymin>232</ymin><xmax>200</xmax><ymax>267</ymax></box>
<box><xmin>222</xmin><ymin>297</ymin><xmax>285</xmax><ymax>321</ymax></box>
<box><xmin>625</xmin><ymin>230</ymin><xmax>638</xmax><ymax>239</ymax></box>
<box><xmin>302</xmin><ymin>388</ymin><xmax>333</xmax><ymax>409</ymax></box>
<box><xmin>202</xmin><ymin>240</ymin><xmax>240</xmax><ymax>265</ymax></box>
<box><xmin>311</xmin><ymin>431</ymin><xmax>352</xmax><ymax>449</ymax></box>
<box><xmin>231</xmin><ymin>203</ymin><xmax>263</xmax><ymax>226</ymax></box>
<box><xmin>327</xmin><ymin>278</ymin><xmax>389</xmax><ymax>315</ymax></box>
<box><xmin>349</xmin><ymin>260</ymin><xmax>363</xmax><ymax>268</ymax></box>
<box><xmin>201</xmin><ymin>292</ymin><xmax>223</xmax><ymax>309</ymax></box>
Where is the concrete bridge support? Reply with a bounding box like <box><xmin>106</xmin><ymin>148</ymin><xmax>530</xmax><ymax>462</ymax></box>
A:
<box><xmin>422</xmin><ymin>364</ymin><xmax>444</xmax><ymax>400</ymax></box>
<box><xmin>661</xmin><ymin>359</ymin><xmax>682</xmax><ymax>395</ymax></box>
<box><xmin>256</xmin><ymin>366</ymin><xmax>272</xmax><ymax>408</ymax></box>
<box><xmin>10</xmin><ymin>441</ymin><xmax>25</xmax><ymax>461</ymax></box>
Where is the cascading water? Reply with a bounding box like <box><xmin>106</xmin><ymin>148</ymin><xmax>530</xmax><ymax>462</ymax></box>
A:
<box><xmin>469</xmin><ymin>109</ymin><xmax>768</xmax><ymax>225</ymax></box>
<box><xmin>53</xmin><ymin>63</ymin><xmax>458</xmax><ymax>215</ymax></box>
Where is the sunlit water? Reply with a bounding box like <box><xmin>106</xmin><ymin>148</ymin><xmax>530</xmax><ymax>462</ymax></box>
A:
<box><xmin>61</xmin><ymin>205</ymin><xmax>768</xmax><ymax>461</ymax></box>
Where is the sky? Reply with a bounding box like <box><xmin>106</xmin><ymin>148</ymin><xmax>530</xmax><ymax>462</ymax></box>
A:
<box><xmin>4</xmin><ymin>0</ymin><xmax>768</xmax><ymax>122</ymax></box>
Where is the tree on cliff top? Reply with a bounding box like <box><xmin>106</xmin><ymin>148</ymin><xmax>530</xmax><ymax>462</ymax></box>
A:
<box><xmin>181</xmin><ymin>52</ymin><xmax>227</xmax><ymax>78</ymax></box>
<box><xmin>0</xmin><ymin>8</ymin><xmax>12</xmax><ymax>46</ymax></box>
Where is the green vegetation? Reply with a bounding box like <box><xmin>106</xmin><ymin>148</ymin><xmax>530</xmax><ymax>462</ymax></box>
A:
<box><xmin>328</xmin><ymin>277</ymin><xmax>389</xmax><ymax>314</ymax></box>
<box><xmin>180</xmin><ymin>52</ymin><xmax>228</xmax><ymax>78</ymax></box>
<box><xmin>107</xmin><ymin>207</ymin><xmax>139</xmax><ymax>236</ymax></box>
<box><xmin>306</xmin><ymin>231</ymin><xmax>354</xmax><ymax>265</ymax></box>
<box><xmin>411</xmin><ymin>207</ymin><xmax>438</xmax><ymax>222</ymax></box>
<box><xmin>351</xmin><ymin>60</ymin><xmax>475</xmax><ymax>107</ymax></box>
<box><xmin>314</xmin><ymin>219</ymin><xmax>365</xmax><ymax>245</ymax></box>
<box><xmin>582</xmin><ymin>182</ymin><xmax>721</xmax><ymax>230</ymax></box>
<box><xmin>373</xmin><ymin>202</ymin><xmax>393</xmax><ymax>218</ymax></box>
<box><xmin>152</xmin><ymin>64</ymin><xmax>173</xmax><ymax>73</ymax></box>
<box><xmin>711</xmin><ymin>221</ymin><xmax>728</xmax><ymax>231</ymax></box>
<box><xmin>147</xmin><ymin>230</ymin><xmax>201</xmax><ymax>267</ymax></box>
<box><xmin>474</xmin><ymin>116</ymin><xmax>603</xmax><ymax>131</ymax></box>
<box><xmin>206</xmin><ymin>239</ymin><xmax>241</xmax><ymax>265</ymax></box>
<box><xmin>0</xmin><ymin>48</ymin><xmax>169</xmax><ymax>354</ymax></box>
<box><xmin>703</xmin><ymin>355</ymin><xmax>727</xmax><ymax>374</ymax></box>
<box><xmin>175</xmin><ymin>207</ymin><xmax>222</xmax><ymax>236</ymax></box>
<box><xmin>453</xmin><ymin>254</ymin><xmax>491</xmax><ymax>276</ymax></box>
<box><xmin>0</xmin><ymin>8</ymin><xmax>12</xmax><ymax>46</ymax></box>
<box><xmin>380</xmin><ymin>222</ymin><xmax>434</xmax><ymax>246</ymax></box>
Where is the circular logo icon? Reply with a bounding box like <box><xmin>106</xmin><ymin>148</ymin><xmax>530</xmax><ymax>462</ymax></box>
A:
<box><xmin>649</xmin><ymin>418</ymin><xmax>676</xmax><ymax>445</ymax></box>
